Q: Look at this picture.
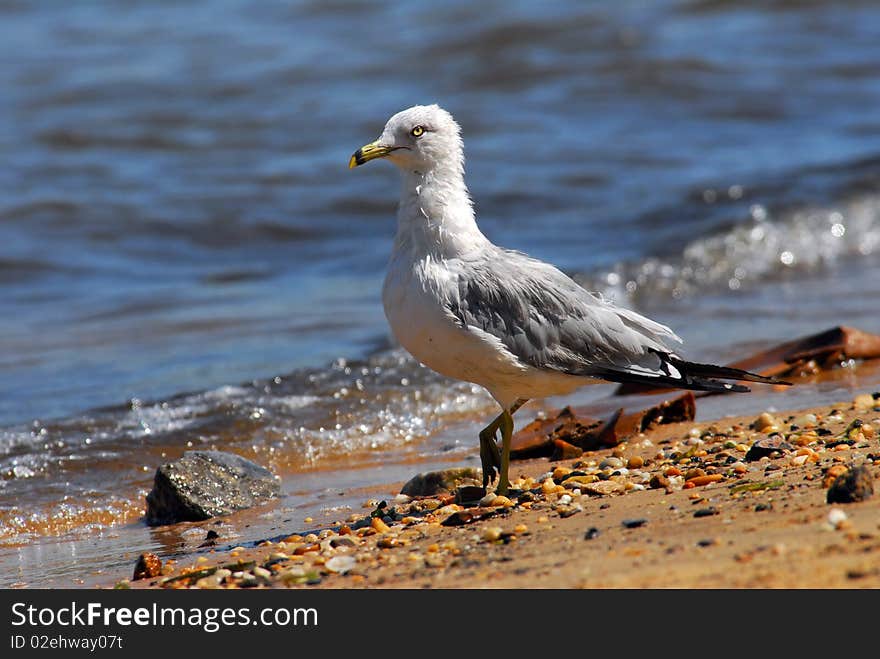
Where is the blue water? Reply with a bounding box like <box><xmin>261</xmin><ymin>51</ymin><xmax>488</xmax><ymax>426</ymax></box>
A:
<box><xmin>2</xmin><ymin>0</ymin><xmax>880</xmax><ymax>585</ymax></box>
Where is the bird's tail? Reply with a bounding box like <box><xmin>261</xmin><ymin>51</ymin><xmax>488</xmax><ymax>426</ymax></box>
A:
<box><xmin>596</xmin><ymin>350</ymin><xmax>791</xmax><ymax>394</ymax></box>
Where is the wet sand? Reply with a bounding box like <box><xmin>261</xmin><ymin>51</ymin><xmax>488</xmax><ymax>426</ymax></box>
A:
<box><xmin>114</xmin><ymin>391</ymin><xmax>880</xmax><ymax>590</ymax></box>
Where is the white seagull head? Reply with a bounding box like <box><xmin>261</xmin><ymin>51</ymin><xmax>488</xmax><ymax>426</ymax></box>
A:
<box><xmin>349</xmin><ymin>104</ymin><xmax>463</xmax><ymax>174</ymax></box>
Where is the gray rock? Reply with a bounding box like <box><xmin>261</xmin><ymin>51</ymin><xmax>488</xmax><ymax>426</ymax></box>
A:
<box><xmin>826</xmin><ymin>465</ymin><xmax>874</xmax><ymax>504</ymax></box>
<box><xmin>145</xmin><ymin>450</ymin><xmax>280</xmax><ymax>526</ymax></box>
<box><xmin>400</xmin><ymin>467</ymin><xmax>481</xmax><ymax>497</ymax></box>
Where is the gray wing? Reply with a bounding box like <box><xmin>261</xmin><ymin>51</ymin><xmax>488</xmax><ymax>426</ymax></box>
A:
<box><xmin>445</xmin><ymin>247</ymin><xmax>681</xmax><ymax>377</ymax></box>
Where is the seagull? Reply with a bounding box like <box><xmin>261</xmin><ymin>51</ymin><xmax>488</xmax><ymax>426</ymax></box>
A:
<box><xmin>349</xmin><ymin>104</ymin><xmax>789</xmax><ymax>495</ymax></box>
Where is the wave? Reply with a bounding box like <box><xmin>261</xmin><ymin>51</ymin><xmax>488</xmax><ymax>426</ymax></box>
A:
<box><xmin>577</xmin><ymin>191</ymin><xmax>880</xmax><ymax>303</ymax></box>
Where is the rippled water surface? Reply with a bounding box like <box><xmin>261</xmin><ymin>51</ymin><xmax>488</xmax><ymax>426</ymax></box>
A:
<box><xmin>2</xmin><ymin>0</ymin><xmax>880</xmax><ymax>586</ymax></box>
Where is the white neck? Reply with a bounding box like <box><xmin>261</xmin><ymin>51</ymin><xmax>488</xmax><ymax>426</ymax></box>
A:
<box><xmin>394</xmin><ymin>165</ymin><xmax>490</xmax><ymax>259</ymax></box>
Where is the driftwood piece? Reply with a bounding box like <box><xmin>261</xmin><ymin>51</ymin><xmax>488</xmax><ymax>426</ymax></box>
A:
<box><xmin>510</xmin><ymin>392</ymin><xmax>695</xmax><ymax>460</ymax></box>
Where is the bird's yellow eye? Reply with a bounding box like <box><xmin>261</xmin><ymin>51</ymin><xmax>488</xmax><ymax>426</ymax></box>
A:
<box><xmin>411</xmin><ymin>125</ymin><xmax>424</xmax><ymax>137</ymax></box>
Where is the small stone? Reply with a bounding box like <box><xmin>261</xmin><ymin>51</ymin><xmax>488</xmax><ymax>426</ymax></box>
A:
<box><xmin>694</xmin><ymin>507</ymin><xmax>719</xmax><ymax>518</ymax></box>
<box><xmin>599</xmin><ymin>456</ymin><xmax>623</xmax><ymax>469</ymax></box>
<box><xmin>826</xmin><ymin>465</ymin><xmax>874</xmax><ymax>504</ymax></box>
<box><xmin>854</xmin><ymin>394</ymin><xmax>875</xmax><ymax>411</ymax></box>
<box><xmin>195</xmin><ymin>575</ymin><xmax>223</xmax><ymax>589</ymax></box>
<box><xmin>492</xmin><ymin>495</ymin><xmax>514</xmax><ymax>508</ymax></box>
<box><xmin>793</xmin><ymin>413</ymin><xmax>817</xmax><ymax>428</ymax></box>
<box><xmin>552</xmin><ymin>466</ymin><xmax>573</xmax><ymax>482</ymax></box>
<box><xmin>482</xmin><ymin>526</ymin><xmax>503</xmax><ymax>542</ymax></box>
<box><xmin>649</xmin><ymin>474</ymin><xmax>670</xmax><ymax>490</ymax></box>
<box><xmin>400</xmin><ymin>468</ymin><xmax>481</xmax><ymax>497</ymax></box>
<box><xmin>622</xmin><ymin>518</ymin><xmax>647</xmax><ymax>529</ymax></box>
<box><xmin>325</xmin><ymin>555</ymin><xmax>357</xmax><ymax>574</ymax></box>
<box><xmin>823</xmin><ymin>464</ymin><xmax>849</xmax><ymax>488</ymax></box>
<box><xmin>133</xmin><ymin>553</ymin><xmax>162</xmax><ymax>581</ymax></box>
<box><xmin>513</xmin><ymin>524</ymin><xmax>528</xmax><ymax>534</ymax></box>
<box><xmin>330</xmin><ymin>535</ymin><xmax>358</xmax><ymax>548</ymax></box>
<box><xmin>557</xmin><ymin>504</ymin><xmax>583</xmax><ymax>518</ymax></box>
<box><xmin>752</xmin><ymin>412</ymin><xmax>777</xmax><ymax>432</ymax></box>
<box><xmin>253</xmin><ymin>566</ymin><xmax>271</xmax><ymax>580</ymax></box>
<box><xmin>584</xmin><ymin>527</ymin><xmax>600</xmax><ymax>540</ymax></box>
<box><xmin>238</xmin><ymin>573</ymin><xmax>260</xmax><ymax>588</ymax></box>
<box><xmin>562</xmin><ymin>474</ymin><xmax>599</xmax><ymax>488</ymax></box>
<box><xmin>627</xmin><ymin>456</ymin><xmax>644</xmax><ymax>469</ymax></box>
<box><xmin>827</xmin><ymin>508</ymin><xmax>848</xmax><ymax>529</ymax></box>
<box><xmin>582</xmin><ymin>481</ymin><xmax>625</xmax><ymax>496</ymax></box>
<box><xmin>684</xmin><ymin>468</ymin><xmax>706</xmax><ymax>481</ymax></box>
<box><xmin>478</xmin><ymin>493</ymin><xmax>498</xmax><ymax>507</ymax></box>
<box><xmin>755</xmin><ymin>503</ymin><xmax>772</xmax><ymax>512</ymax></box>
<box><xmin>371</xmin><ymin>517</ymin><xmax>391</xmax><ymax>533</ymax></box>
<box><xmin>455</xmin><ymin>485</ymin><xmax>486</xmax><ymax>505</ymax></box>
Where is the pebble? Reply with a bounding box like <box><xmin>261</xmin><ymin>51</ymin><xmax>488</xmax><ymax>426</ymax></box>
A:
<box><xmin>583</xmin><ymin>481</ymin><xmax>625</xmax><ymax>496</ymax></box>
<box><xmin>493</xmin><ymin>496</ymin><xmax>514</xmax><ymax>508</ymax></box>
<box><xmin>694</xmin><ymin>507</ymin><xmax>720</xmax><ymax>518</ymax></box>
<box><xmin>541</xmin><ymin>479</ymin><xmax>558</xmax><ymax>495</ymax></box>
<box><xmin>482</xmin><ymin>526</ymin><xmax>503</xmax><ymax>542</ymax></box>
<box><xmin>253</xmin><ymin>566</ymin><xmax>271</xmax><ymax>580</ymax></box>
<box><xmin>793</xmin><ymin>413</ymin><xmax>817</xmax><ymax>428</ymax></box>
<box><xmin>649</xmin><ymin>474</ymin><xmax>671</xmax><ymax>490</ymax></box>
<box><xmin>584</xmin><ymin>527</ymin><xmax>600</xmax><ymax>540</ymax></box>
<box><xmin>558</xmin><ymin>494</ymin><xmax>572</xmax><ymax>506</ymax></box>
<box><xmin>514</xmin><ymin>524</ymin><xmax>528</xmax><ymax>534</ymax></box>
<box><xmin>331</xmin><ymin>535</ymin><xmax>358</xmax><ymax>548</ymax></box>
<box><xmin>627</xmin><ymin>456</ymin><xmax>644</xmax><ymax>469</ymax></box>
<box><xmin>622</xmin><ymin>519</ymin><xmax>647</xmax><ymax>529</ymax></box>
<box><xmin>238</xmin><ymin>573</ymin><xmax>260</xmax><ymax>588</ymax></box>
<box><xmin>557</xmin><ymin>504</ymin><xmax>583</xmax><ymax>518</ymax></box>
<box><xmin>325</xmin><ymin>555</ymin><xmax>357</xmax><ymax>574</ymax></box>
<box><xmin>132</xmin><ymin>553</ymin><xmax>162</xmax><ymax>581</ymax></box>
<box><xmin>599</xmin><ymin>456</ymin><xmax>623</xmax><ymax>469</ymax></box>
<box><xmin>552</xmin><ymin>466</ymin><xmax>573</xmax><ymax>481</ymax></box>
<box><xmin>687</xmin><ymin>474</ymin><xmax>724</xmax><ymax>487</ymax></box>
<box><xmin>854</xmin><ymin>394</ymin><xmax>876</xmax><ymax>411</ymax></box>
<box><xmin>479</xmin><ymin>493</ymin><xmax>498</xmax><ymax>506</ymax></box>
<box><xmin>827</xmin><ymin>508</ymin><xmax>848</xmax><ymax>529</ymax></box>
<box><xmin>752</xmin><ymin>412</ymin><xmax>778</xmax><ymax>432</ymax></box>
<box><xmin>269</xmin><ymin>552</ymin><xmax>288</xmax><ymax>561</ymax></box>
<box><xmin>562</xmin><ymin>475</ymin><xmax>599</xmax><ymax>488</ymax></box>
<box><xmin>195</xmin><ymin>575</ymin><xmax>224</xmax><ymax>589</ymax></box>
<box><xmin>371</xmin><ymin>517</ymin><xmax>391</xmax><ymax>534</ymax></box>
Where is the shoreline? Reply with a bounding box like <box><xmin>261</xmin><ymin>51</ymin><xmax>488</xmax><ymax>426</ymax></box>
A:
<box><xmin>113</xmin><ymin>391</ymin><xmax>880</xmax><ymax>589</ymax></box>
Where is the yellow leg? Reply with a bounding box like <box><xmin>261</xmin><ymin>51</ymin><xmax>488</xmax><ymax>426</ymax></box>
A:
<box><xmin>496</xmin><ymin>409</ymin><xmax>514</xmax><ymax>496</ymax></box>
<box><xmin>478</xmin><ymin>399</ymin><xmax>527</xmax><ymax>490</ymax></box>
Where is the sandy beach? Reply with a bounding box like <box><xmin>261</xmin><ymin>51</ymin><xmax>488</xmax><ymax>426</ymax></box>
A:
<box><xmin>114</xmin><ymin>389</ymin><xmax>880</xmax><ymax>590</ymax></box>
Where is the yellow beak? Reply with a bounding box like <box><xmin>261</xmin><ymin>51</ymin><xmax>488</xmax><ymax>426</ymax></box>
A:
<box><xmin>349</xmin><ymin>141</ymin><xmax>395</xmax><ymax>169</ymax></box>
